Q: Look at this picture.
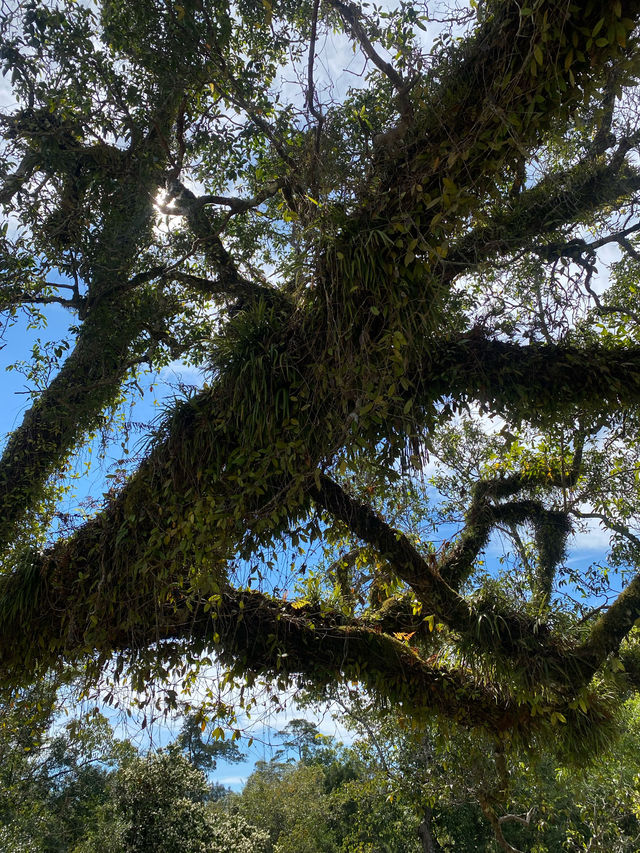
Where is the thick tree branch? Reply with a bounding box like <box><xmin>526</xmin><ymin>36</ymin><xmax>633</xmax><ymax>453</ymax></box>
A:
<box><xmin>310</xmin><ymin>474</ymin><xmax>571</xmax><ymax>666</ymax></box>
<box><xmin>360</xmin><ymin>0</ymin><xmax>640</xmax><ymax>211</ymax></box>
<box><xmin>310</xmin><ymin>472</ymin><xmax>474</xmax><ymax>628</ymax></box>
<box><xmin>574</xmin><ymin>571</ymin><xmax>640</xmax><ymax>685</ymax></box>
<box><xmin>164</xmin><ymin>179</ymin><xmax>285</xmax><ymax>218</ymax></box>
<box><xmin>0</xmin><ymin>289</ymin><xmax>81</xmax><ymax>311</ymax></box>
<box><xmin>427</xmin><ymin>337</ymin><xmax>640</xmax><ymax>420</ymax></box>
<box><xmin>0</xmin><ymin>557</ymin><xmax>527</xmax><ymax>733</ymax></box>
<box><xmin>165</xmin><ymin>179</ymin><xmax>275</xmax><ymax>301</ymax></box>
<box><xmin>170</xmin><ymin>271</ymin><xmax>274</xmax><ymax>303</ymax></box>
<box><xmin>0</xmin><ymin>96</ymin><xmax>186</xmax><ymax>550</ymax></box>
<box><xmin>0</xmin><ymin>296</ymin><xmax>154</xmax><ymax>550</ymax></box>
<box><xmin>447</xmin><ymin>160</ymin><xmax>640</xmax><ymax>274</ymax></box>
<box><xmin>4</xmin><ymin>328</ymin><xmax>640</xmax><ymax>664</ymax></box>
<box><xmin>1</xmin><ymin>0</ymin><xmax>640</xmax><ymax>750</ymax></box>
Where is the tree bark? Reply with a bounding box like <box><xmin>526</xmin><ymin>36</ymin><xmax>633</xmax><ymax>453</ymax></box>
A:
<box><xmin>418</xmin><ymin>808</ymin><xmax>443</xmax><ymax>853</ymax></box>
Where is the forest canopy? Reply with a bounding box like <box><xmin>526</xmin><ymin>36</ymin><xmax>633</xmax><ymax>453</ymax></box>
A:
<box><xmin>2</xmin><ymin>0</ymin><xmax>640</xmax><ymax>759</ymax></box>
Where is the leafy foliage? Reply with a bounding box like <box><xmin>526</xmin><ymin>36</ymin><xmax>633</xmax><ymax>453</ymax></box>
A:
<box><xmin>2</xmin><ymin>0</ymin><xmax>640</xmax><ymax>770</ymax></box>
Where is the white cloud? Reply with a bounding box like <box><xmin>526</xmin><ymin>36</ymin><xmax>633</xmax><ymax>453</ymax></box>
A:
<box><xmin>218</xmin><ymin>774</ymin><xmax>247</xmax><ymax>787</ymax></box>
<box><xmin>568</xmin><ymin>518</ymin><xmax>613</xmax><ymax>558</ymax></box>
<box><xmin>158</xmin><ymin>359</ymin><xmax>207</xmax><ymax>388</ymax></box>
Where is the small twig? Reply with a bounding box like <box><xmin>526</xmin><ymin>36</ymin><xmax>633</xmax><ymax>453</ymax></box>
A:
<box><xmin>332</xmin><ymin>696</ymin><xmax>397</xmax><ymax>778</ymax></box>
<box><xmin>42</xmin><ymin>281</ymin><xmax>78</xmax><ymax>292</ymax></box>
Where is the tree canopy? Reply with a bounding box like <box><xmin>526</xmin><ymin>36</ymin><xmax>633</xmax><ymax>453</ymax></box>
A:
<box><xmin>2</xmin><ymin>0</ymin><xmax>640</xmax><ymax>756</ymax></box>
<box><xmin>4</xmin><ymin>690</ymin><xmax>640</xmax><ymax>851</ymax></box>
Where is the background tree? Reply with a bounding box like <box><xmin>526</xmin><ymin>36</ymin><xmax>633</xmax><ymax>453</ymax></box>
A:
<box><xmin>0</xmin><ymin>684</ymin><xmax>135</xmax><ymax>853</ymax></box>
<box><xmin>75</xmin><ymin>750</ymin><xmax>270</xmax><ymax>853</ymax></box>
<box><xmin>322</xmin><ymin>694</ymin><xmax>640</xmax><ymax>851</ymax></box>
<box><xmin>2</xmin><ymin>693</ymin><xmax>639</xmax><ymax>852</ymax></box>
<box><xmin>175</xmin><ymin>713</ymin><xmax>244</xmax><ymax>776</ymax></box>
<box><xmin>237</xmin><ymin>759</ymin><xmax>337</xmax><ymax>853</ymax></box>
<box><xmin>2</xmin><ymin>0</ymin><xmax>640</xmax><ymax>764</ymax></box>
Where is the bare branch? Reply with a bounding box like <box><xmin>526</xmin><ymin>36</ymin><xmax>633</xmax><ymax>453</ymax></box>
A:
<box><xmin>306</xmin><ymin>0</ymin><xmax>325</xmax><ymax>179</ymax></box>
<box><xmin>570</xmin><ymin>510</ymin><xmax>640</xmax><ymax>553</ymax></box>
<box><xmin>190</xmin><ymin>179</ymin><xmax>285</xmax><ymax>216</ymax></box>
<box><xmin>1</xmin><ymin>291</ymin><xmax>80</xmax><ymax>310</ymax></box>
<box><xmin>170</xmin><ymin>271</ymin><xmax>274</xmax><ymax>302</ymax></box>
<box><xmin>478</xmin><ymin>794</ymin><xmax>526</xmax><ymax>853</ymax></box>
<box><xmin>164</xmin><ymin>179</ymin><xmax>268</xmax><ymax>297</ymax></box>
<box><xmin>307</xmin><ymin>0</ymin><xmax>322</xmax><ymax>122</ymax></box>
<box><xmin>332</xmin><ymin>696</ymin><xmax>396</xmax><ymax>777</ymax></box>
<box><xmin>329</xmin><ymin>0</ymin><xmax>412</xmax><ymax>118</ymax></box>
<box><xmin>579</xmin><ymin>220</ymin><xmax>640</xmax><ymax>256</ymax></box>
<box><xmin>610</xmin><ymin>127</ymin><xmax>640</xmax><ymax>171</ymax></box>
<box><xmin>498</xmin><ymin>807</ymin><xmax>536</xmax><ymax>827</ymax></box>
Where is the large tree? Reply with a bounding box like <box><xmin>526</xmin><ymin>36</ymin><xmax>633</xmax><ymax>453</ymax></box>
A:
<box><xmin>2</xmin><ymin>0</ymin><xmax>640</xmax><ymax>753</ymax></box>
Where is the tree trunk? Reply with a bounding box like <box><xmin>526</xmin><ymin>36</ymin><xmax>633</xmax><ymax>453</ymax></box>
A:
<box><xmin>418</xmin><ymin>808</ymin><xmax>443</xmax><ymax>853</ymax></box>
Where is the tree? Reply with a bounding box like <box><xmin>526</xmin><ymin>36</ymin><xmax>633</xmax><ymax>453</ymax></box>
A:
<box><xmin>2</xmin><ymin>0</ymin><xmax>640</xmax><ymax>757</ymax></box>
<box><xmin>76</xmin><ymin>750</ymin><xmax>270</xmax><ymax>853</ymax></box>
<box><xmin>175</xmin><ymin>713</ymin><xmax>244</xmax><ymax>775</ymax></box>
<box><xmin>347</xmin><ymin>695</ymin><xmax>640</xmax><ymax>851</ymax></box>
<box><xmin>237</xmin><ymin>759</ymin><xmax>337</xmax><ymax>852</ymax></box>
<box><xmin>265</xmin><ymin>702</ymin><xmax>640</xmax><ymax>852</ymax></box>
<box><xmin>0</xmin><ymin>682</ymin><xmax>134</xmax><ymax>853</ymax></box>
